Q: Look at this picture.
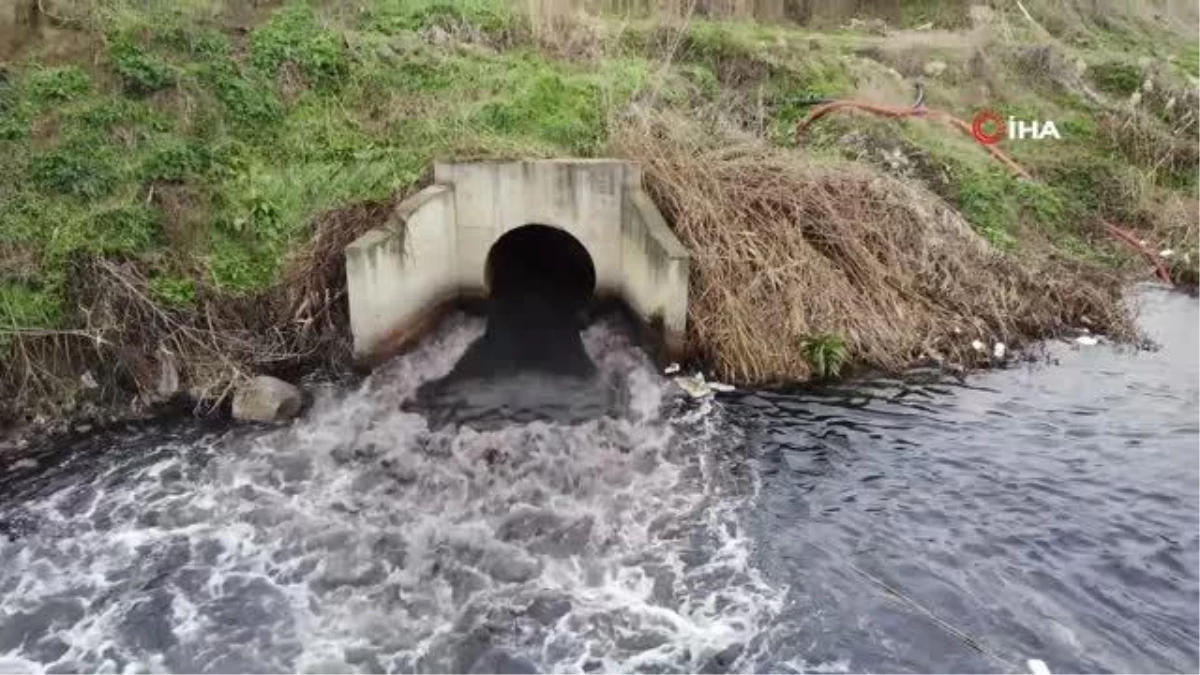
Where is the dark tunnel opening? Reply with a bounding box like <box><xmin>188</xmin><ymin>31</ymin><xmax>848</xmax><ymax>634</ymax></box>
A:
<box><xmin>484</xmin><ymin>224</ymin><xmax>596</xmax><ymax>313</ymax></box>
<box><xmin>409</xmin><ymin>224</ymin><xmax>626</xmax><ymax>428</ymax></box>
<box><xmin>445</xmin><ymin>224</ymin><xmax>600</xmax><ymax>381</ymax></box>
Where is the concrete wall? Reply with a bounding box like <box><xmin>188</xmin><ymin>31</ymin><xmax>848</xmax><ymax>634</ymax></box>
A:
<box><xmin>345</xmin><ymin>160</ymin><xmax>690</xmax><ymax>364</ymax></box>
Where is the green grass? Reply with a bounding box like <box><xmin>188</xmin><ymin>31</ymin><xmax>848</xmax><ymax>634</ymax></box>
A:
<box><xmin>801</xmin><ymin>332</ymin><xmax>848</xmax><ymax>379</ymax></box>
<box><xmin>1178</xmin><ymin>46</ymin><xmax>1200</xmax><ymax>77</ymax></box>
<box><xmin>1088</xmin><ymin>60</ymin><xmax>1142</xmax><ymax>96</ymax></box>
<box><xmin>0</xmin><ymin>0</ymin><xmax>661</xmax><ymax>316</ymax></box>
<box><xmin>0</xmin><ymin>0</ymin><xmax>1195</xmax><ymax>349</ymax></box>
<box><xmin>897</xmin><ymin>0</ymin><xmax>971</xmax><ymax>28</ymax></box>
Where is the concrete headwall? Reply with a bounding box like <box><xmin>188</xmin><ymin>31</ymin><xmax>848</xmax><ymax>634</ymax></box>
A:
<box><xmin>345</xmin><ymin>159</ymin><xmax>690</xmax><ymax>364</ymax></box>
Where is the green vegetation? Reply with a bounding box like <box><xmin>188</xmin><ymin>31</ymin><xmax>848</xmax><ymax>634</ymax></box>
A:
<box><xmin>0</xmin><ymin>0</ymin><xmax>1195</xmax><ymax>423</ymax></box>
<box><xmin>1088</xmin><ymin>60</ymin><xmax>1142</xmax><ymax>96</ymax></box>
<box><xmin>0</xmin><ymin>0</ymin><xmax>655</xmax><ymax>314</ymax></box>
<box><xmin>801</xmin><ymin>333</ymin><xmax>848</xmax><ymax>379</ymax></box>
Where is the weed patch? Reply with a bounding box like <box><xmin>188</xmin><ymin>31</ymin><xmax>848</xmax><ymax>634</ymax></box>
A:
<box><xmin>24</xmin><ymin>66</ymin><xmax>93</xmax><ymax>105</ymax></box>
<box><xmin>29</xmin><ymin>140</ymin><xmax>121</xmax><ymax>200</ymax></box>
<box><xmin>109</xmin><ymin>34</ymin><xmax>175</xmax><ymax>96</ymax></box>
<box><xmin>1089</xmin><ymin>60</ymin><xmax>1142</xmax><ymax>96</ymax></box>
<box><xmin>251</xmin><ymin>4</ymin><xmax>350</xmax><ymax>90</ymax></box>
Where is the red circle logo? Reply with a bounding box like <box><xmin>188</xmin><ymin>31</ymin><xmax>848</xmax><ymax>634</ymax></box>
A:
<box><xmin>971</xmin><ymin>110</ymin><xmax>1006</xmax><ymax>145</ymax></box>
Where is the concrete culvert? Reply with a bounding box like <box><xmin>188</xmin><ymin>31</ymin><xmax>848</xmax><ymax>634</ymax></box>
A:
<box><xmin>410</xmin><ymin>223</ymin><xmax>616</xmax><ymax>429</ymax></box>
<box><xmin>439</xmin><ymin>224</ymin><xmax>600</xmax><ymax>383</ymax></box>
<box><xmin>485</xmin><ymin>224</ymin><xmax>597</xmax><ymax>313</ymax></box>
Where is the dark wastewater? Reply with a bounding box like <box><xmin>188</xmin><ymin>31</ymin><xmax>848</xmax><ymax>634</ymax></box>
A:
<box><xmin>0</xmin><ymin>285</ymin><xmax>1194</xmax><ymax>673</ymax></box>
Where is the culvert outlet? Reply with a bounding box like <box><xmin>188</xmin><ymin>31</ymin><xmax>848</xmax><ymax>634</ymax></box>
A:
<box><xmin>345</xmin><ymin>159</ymin><xmax>690</xmax><ymax>366</ymax></box>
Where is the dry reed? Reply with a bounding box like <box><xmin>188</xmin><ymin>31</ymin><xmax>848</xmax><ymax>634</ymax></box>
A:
<box><xmin>615</xmin><ymin>113</ymin><xmax>1134</xmax><ymax>383</ymax></box>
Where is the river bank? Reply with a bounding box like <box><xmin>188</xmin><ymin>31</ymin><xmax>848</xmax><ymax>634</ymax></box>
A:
<box><xmin>0</xmin><ymin>284</ymin><xmax>1193</xmax><ymax>673</ymax></box>
<box><xmin>1</xmin><ymin>0</ymin><xmax>1196</xmax><ymax>433</ymax></box>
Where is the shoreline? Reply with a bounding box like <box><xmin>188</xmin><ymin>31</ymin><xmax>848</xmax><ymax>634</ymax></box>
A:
<box><xmin>1</xmin><ymin>0</ymin><xmax>1195</xmax><ymax>438</ymax></box>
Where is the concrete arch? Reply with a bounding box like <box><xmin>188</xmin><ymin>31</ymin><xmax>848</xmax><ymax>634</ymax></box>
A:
<box><xmin>345</xmin><ymin>160</ymin><xmax>689</xmax><ymax>365</ymax></box>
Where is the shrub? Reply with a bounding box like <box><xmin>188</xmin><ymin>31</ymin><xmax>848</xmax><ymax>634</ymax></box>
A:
<box><xmin>29</xmin><ymin>143</ymin><xmax>119</xmax><ymax>200</ymax></box>
<box><xmin>110</xmin><ymin>36</ymin><xmax>174</xmax><ymax>96</ymax></box>
<box><xmin>1089</xmin><ymin>61</ymin><xmax>1141</xmax><ymax>96</ymax></box>
<box><xmin>24</xmin><ymin>66</ymin><xmax>92</xmax><ymax>104</ymax></box>
<box><xmin>251</xmin><ymin>5</ymin><xmax>349</xmax><ymax>89</ymax></box>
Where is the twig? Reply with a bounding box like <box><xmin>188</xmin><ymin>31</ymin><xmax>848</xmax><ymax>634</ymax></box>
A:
<box><xmin>36</xmin><ymin>0</ymin><xmax>80</xmax><ymax>28</ymax></box>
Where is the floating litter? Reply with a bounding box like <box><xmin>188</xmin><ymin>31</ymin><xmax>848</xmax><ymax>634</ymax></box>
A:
<box><xmin>971</xmin><ymin>339</ymin><xmax>986</xmax><ymax>352</ymax></box>
<box><xmin>664</xmin><ymin>363</ymin><xmax>680</xmax><ymax>375</ymax></box>
<box><xmin>1075</xmin><ymin>336</ymin><xmax>1099</xmax><ymax>346</ymax></box>
<box><xmin>993</xmin><ymin>342</ymin><xmax>1006</xmax><ymax>359</ymax></box>
<box><xmin>1027</xmin><ymin>658</ymin><xmax>1051</xmax><ymax>675</ymax></box>
<box><xmin>673</xmin><ymin>375</ymin><xmax>712</xmax><ymax>399</ymax></box>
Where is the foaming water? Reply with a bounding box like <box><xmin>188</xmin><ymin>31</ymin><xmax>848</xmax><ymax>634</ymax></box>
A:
<box><xmin>0</xmin><ymin>316</ymin><xmax>778</xmax><ymax>674</ymax></box>
<box><xmin>1</xmin><ymin>287</ymin><xmax>1196</xmax><ymax>674</ymax></box>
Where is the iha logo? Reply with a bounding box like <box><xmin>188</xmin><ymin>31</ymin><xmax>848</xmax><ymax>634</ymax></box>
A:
<box><xmin>971</xmin><ymin>110</ymin><xmax>1061</xmax><ymax>144</ymax></box>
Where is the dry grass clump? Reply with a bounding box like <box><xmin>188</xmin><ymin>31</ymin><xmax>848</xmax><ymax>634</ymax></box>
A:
<box><xmin>615</xmin><ymin>113</ymin><xmax>1134</xmax><ymax>383</ymax></box>
<box><xmin>1100</xmin><ymin>110</ymin><xmax>1200</xmax><ymax>181</ymax></box>
<box><xmin>0</xmin><ymin>193</ymin><xmax>400</xmax><ymax>427</ymax></box>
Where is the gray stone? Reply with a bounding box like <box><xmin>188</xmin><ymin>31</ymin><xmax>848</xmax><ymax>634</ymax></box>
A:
<box><xmin>232</xmin><ymin>376</ymin><xmax>302</xmax><ymax>423</ymax></box>
<box><xmin>157</xmin><ymin>351</ymin><xmax>181</xmax><ymax>399</ymax></box>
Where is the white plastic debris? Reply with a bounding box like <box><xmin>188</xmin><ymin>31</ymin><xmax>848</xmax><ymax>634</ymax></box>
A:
<box><xmin>663</xmin><ymin>363</ymin><xmax>681</xmax><ymax>375</ymax></box>
<box><xmin>971</xmin><ymin>339</ymin><xmax>986</xmax><ymax>352</ymax></box>
<box><xmin>709</xmin><ymin>381</ymin><xmax>735</xmax><ymax>393</ymax></box>
<box><xmin>1160</xmin><ymin>249</ymin><xmax>1175</xmax><ymax>258</ymax></box>
<box><xmin>992</xmin><ymin>342</ymin><xmax>1006</xmax><ymax>359</ymax></box>
<box><xmin>1027</xmin><ymin>658</ymin><xmax>1051</xmax><ymax>675</ymax></box>
<box><xmin>673</xmin><ymin>375</ymin><xmax>712</xmax><ymax>399</ymax></box>
<box><xmin>1075</xmin><ymin>335</ymin><xmax>1099</xmax><ymax>346</ymax></box>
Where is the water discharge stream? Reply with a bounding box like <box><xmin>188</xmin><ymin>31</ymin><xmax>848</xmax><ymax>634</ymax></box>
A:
<box><xmin>0</xmin><ymin>318</ymin><xmax>775</xmax><ymax>674</ymax></box>
<box><xmin>0</xmin><ymin>286</ymin><xmax>1196</xmax><ymax>674</ymax></box>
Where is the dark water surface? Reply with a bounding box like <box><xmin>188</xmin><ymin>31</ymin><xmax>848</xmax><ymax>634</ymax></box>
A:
<box><xmin>0</xmin><ymin>286</ymin><xmax>1195</xmax><ymax>674</ymax></box>
<box><xmin>728</xmin><ymin>286</ymin><xmax>1199</xmax><ymax>674</ymax></box>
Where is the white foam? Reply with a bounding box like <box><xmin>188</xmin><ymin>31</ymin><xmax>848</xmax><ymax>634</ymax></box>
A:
<box><xmin>0</xmin><ymin>315</ymin><xmax>780</xmax><ymax>673</ymax></box>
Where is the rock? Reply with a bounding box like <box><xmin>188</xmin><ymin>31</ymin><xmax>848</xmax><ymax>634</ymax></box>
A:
<box><xmin>157</xmin><ymin>350</ymin><xmax>181</xmax><ymax>399</ymax></box>
<box><xmin>923</xmin><ymin>60</ymin><xmax>948</xmax><ymax>77</ymax></box>
<box><xmin>232</xmin><ymin>376</ymin><xmax>302</xmax><ymax>423</ymax></box>
<box><xmin>79</xmin><ymin>371</ymin><xmax>99</xmax><ymax>390</ymax></box>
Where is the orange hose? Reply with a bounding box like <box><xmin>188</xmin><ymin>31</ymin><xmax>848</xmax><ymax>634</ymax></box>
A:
<box><xmin>795</xmin><ymin>100</ymin><xmax>1172</xmax><ymax>284</ymax></box>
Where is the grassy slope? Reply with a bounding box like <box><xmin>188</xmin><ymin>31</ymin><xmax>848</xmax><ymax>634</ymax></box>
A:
<box><xmin>0</xmin><ymin>0</ymin><xmax>1196</xmax><ymax>419</ymax></box>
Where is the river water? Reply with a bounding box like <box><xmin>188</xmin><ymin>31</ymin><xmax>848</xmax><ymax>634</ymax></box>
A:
<box><xmin>0</xmin><ymin>286</ymin><xmax>1196</xmax><ymax>674</ymax></box>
